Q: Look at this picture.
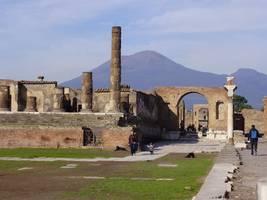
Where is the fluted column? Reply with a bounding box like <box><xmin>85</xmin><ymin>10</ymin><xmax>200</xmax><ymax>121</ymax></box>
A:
<box><xmin>0</xmin><ymin>85</ymin><xmax>10</xmax><ymax>111</ymax></box>
<box><xmin>81</xmin><ymin>72</ymin><xmax>93</xmax><ymax>112</ymax></box>
<box><xmin>108</xmin><ymin>26</ymin><xmax>121</xmax><ymax>112</ymax></box>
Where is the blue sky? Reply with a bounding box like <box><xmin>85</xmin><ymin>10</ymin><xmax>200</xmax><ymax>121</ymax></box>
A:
<box><xmin>0</xmin><ymin>0</ymin><xmax>267</xmax><ymax>82</ymax></box>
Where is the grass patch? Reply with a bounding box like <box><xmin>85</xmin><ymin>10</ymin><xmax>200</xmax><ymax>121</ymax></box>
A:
<box><xmin>0</xmin><ymin>160</ymin><xmax>64</xmax><ymax>172</ymax></box>
<box><xmin>0</xmin><ymin>148</ymin><xmax>128</xmax><ymax>159</ymax></box>
<box><xmin>64</xmin><ymin>153</ymin><xmax>215</xmax><ymax>200</ymax></box>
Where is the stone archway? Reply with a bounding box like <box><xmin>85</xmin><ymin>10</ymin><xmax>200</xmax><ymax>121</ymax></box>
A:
<box><xmin>177</xmin><ymin>91</ymin><xmax>209</xmax><ymax>130</ymax></box>
<box><xmin>155</xmin><ymin>86</ymin><xmax>230</xmax><ymax>138</ymax></box>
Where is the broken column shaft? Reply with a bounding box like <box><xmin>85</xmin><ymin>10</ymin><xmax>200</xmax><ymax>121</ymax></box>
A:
<box><xmin>81</xmin><ymin>72</ymin><xmax>93</xmax><ymax>112</ymax></box>
<box><xmin>0</xmin><ymin>85</ymin><xmax>10</xmax><ymax>111</ymax></box>
<box><xmin>109</xmin><ymin>26</ymin><xmax>121</xmax><ymax>112</ymax></box>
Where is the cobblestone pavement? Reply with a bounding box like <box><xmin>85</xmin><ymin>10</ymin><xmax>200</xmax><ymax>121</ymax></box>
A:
<box><xmin>230</xmin><ymin>140</ymin><xmax>267</xmax><ymax>200</ymax></box>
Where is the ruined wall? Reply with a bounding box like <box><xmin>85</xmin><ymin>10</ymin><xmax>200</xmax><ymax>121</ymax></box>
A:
<box><xmin>99</xmin><ymin>127</ymin><xmax>132</xmax><ymax>149</ymax></box>
<box><xmin>193</xmin><ymin>104</ymin><xmax>209</xmax><ymax>130</ymax></box>
<box><xmin>0</xmin><ymin>79</ymin><xmax>19</xmax><ymax>111</ymax></box>
<box><xmin>0</xmin><ymin>127</ymin><xmax>83</xmax><ymax>148</ymax></box>
<box><xmin>242</xmin><ymin>109</ymin><xmax>264</xmax><ymax>133</ymax></box>
<box><xmin>135</xmin><ymin>91</ymin><xmax>159</xmax><ymax>122</ymax></box>
<box><xmin>0</xmin><ymin>112</ymin><xmax>130</xmax><ymax>148</ymax></box>
<box><xmin>93</xmin><ymin>89</ymin><xmax>130</xmax><ymax>113</ymax></box>
<box><xmin>18</xmin><ymin>82</ymin><xmax>57</xmax><ymax>112</ymax></box>
<box><xmin>63</xmin><ymin>88</ymin><xmax>81</xmax><ymax>112</ymax></box>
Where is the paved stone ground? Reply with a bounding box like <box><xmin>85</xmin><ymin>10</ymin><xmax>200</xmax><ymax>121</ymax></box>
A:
<box><xmin>0</xmin><ymin>136</ymin><xmax>225</xmax><ymax>162</ymax></box>
<box><xmin>230</xmin><ymin>140</ymin><xmax>267</xmax><ymax>200</ymax></box>
<box><xmin>195</xmin><ymin>144</ymin><xmax>239</xmax><ymax>200</ymax></box>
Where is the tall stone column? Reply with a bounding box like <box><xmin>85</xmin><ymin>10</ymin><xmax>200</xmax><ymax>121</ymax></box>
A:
<box><xmin>26</xmin><ymin>96</ymin><xmax>37</xmax><ymax>112</ymax></box>
<box><xmin>108</xmin><ymin>26</ymin><xmax>121</xmax><ymax>113</ymax></box>
<box><xmin>0</xmin><ymin>85</ymin><xmax>10</xmax><ymax>111</ymax></box>
<box><xmin>224</xmin><ymin>77</ymin><xmax>237</xmax><ymax>142</ymax></box>
<box><xmin>53</xmin><ymin>87</ymin><xmax>64</xmax><ymax>112</ymax></box>
<box><xmin>81</xmin><ymin>72</ymin><xmax>93</xmax><ymax>112</ymax></box>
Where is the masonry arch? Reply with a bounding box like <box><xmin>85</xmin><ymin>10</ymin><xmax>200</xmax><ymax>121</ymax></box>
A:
<box><xmin>177</xmin><ymin>91</ymin><xmax>209</xmax><ymax>131</ymax></box>
<box><xmin>155</xmin><ymin>86</ymin><xmax>229</xmax><ymax>134</ymax></box>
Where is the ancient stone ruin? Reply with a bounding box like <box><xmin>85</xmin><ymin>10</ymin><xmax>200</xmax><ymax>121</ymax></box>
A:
<box><xmin>0</xmin><ymin>26</ymin><xmax>266</xmax><ymax>149</ymax></box>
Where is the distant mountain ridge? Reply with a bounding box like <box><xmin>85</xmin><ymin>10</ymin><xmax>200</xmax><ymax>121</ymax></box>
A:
<box><xmin>62</xmin><ymin>50</ymin><xmax>267</xmax><ymax>109</ymax></box>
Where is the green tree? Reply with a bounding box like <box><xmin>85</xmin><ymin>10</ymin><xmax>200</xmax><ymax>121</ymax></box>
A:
<box><xmin>233</xmin><ymin>94</ymin><xmax>253</xmax><ymax>112</ymax></box>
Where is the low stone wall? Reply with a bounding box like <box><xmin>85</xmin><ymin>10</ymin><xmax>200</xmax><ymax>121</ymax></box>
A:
<box><xmin>242</xmin><ymin>109</ymin><xmax>264</xmax><ymax>133</ymax></box>
<box><xmin>0</xmin><ymin>112</ymin><xmax>123</xmax><ymax>128</ymax></box>
<box><xmin>0</xmin><ymin>127</ymin><xmax>83</xmax><ymax>148</ymax></box>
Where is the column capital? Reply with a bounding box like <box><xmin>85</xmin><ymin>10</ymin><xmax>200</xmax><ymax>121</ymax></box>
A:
<box><xmin>224</xmin><ymin>76</ymin><xmax>237</xmax><ymax>97</ymax></box>
<box><xmin>224</xmin><ymin>85</ymin><xmax>237</xmax><ymax>97</ymax></box>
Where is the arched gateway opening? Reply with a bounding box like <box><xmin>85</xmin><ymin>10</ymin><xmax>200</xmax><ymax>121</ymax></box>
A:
<box><xmin>155</xmin><ymin>85</ymin><xmax>233</xmax><ymax>139</ymax></box>
<box><xmin>177</xmin><ymin>92</ymin><xmax>209</xmax><ymax>135</ymax></box>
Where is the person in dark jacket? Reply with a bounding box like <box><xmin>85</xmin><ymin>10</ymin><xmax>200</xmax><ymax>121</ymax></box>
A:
<box><xmin>248</xmin><ymin>125</ymin><xmax>260</xmax><ymax>156</ymax></box>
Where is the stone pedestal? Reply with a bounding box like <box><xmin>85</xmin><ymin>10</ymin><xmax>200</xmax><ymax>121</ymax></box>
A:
<box><xmin>26</xmin><ymin>96</ymin><xmax>37</xmax><ymax>112</ymax></box>
<box><xmin>108</xmin><ymin>26</ymin><xmax>121</xmax><ymax>113</ymax></box>
<box><xmin>257</xmin><ymin>178</ymin><xmax>267</xmax><ymax>200</ymax></box>
<box><xmin>53</xmin><ymin>88</ymin><xmax>64</xmax><ymax>112</ymax></box>
<box><xmin>0</xmin><ymin>85</ymin><xmax>10</xmax><ymax>111</ymax></box>
<box><xmin>81</xmin><ymin>72</ymin><xmax>93</xmax><ymax>112</ymax></box>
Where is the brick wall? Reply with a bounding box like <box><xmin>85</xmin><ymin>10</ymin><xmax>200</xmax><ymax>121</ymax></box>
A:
<box><xmin>100</xmin><ymin>127</ymin><xmax>132</xmax><ymax>149</ymax></box>
<box><xmin>0</xmin><ymin>127</ymin><xmax>83</xmax><ymax>148</ymax></box>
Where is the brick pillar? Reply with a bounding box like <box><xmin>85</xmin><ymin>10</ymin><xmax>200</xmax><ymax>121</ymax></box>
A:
<box><xmin>26</xmin><ymin>96</ymin><xmax>37</xmax><ymax>112</ymax></box>
<box><xmin>108</xmin><ymin>26</ymin><xmax>121</xmax><ymax>112</ymax></box>
<box><xmin>81</xmin><ymin>72</ymin><xmax>93</xmax><ymax>112</ymax></box>
<box><xmin>0</xmin><ymin>85</ymin><xmax>10</xmax><ymax>111</ymax></box>
<box><xmin>263</xmin><ymin>97</ymin><xmax>267</xmax><ymax>135</ymax></box>
<box><xmin>53</xmin><ymin>87</ymin><xmax>64</xmax><ymax>112</ymax></box>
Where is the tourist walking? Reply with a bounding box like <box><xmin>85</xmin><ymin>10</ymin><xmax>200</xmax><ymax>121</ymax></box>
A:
<box><xmin>248</xmin><ymin>125</ymin><xmax>260</xmax><ymax>155</ymax></box>
<box><xmin>129</xmin><ymin>128</ymin><xmax>138</xmax><ymax>156</ymax></box>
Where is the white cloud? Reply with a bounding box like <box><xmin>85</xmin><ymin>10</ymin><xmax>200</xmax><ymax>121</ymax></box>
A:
<box><xmin>132</xmin><ymin>0</ymin><xmax>267</xmax><ymax>33</ymax></box>
<box><xmin>1</xmin><ymin>0</ymin><xmax>267</xmax><ymax>82</ymax></box>
<box><xmin>124</xmin><ymin>33</ymin><xmax>267</xmax><ymax>75</ymax></box>
<box><xmin>1</xmin><ymin>0</ymin><xmax>133</xmax><ymax>29</ymax></box>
